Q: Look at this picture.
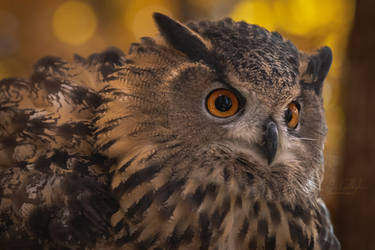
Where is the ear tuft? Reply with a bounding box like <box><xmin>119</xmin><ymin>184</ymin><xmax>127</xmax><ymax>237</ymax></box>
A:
<box><xmin>153</xmin><ymin>12</ymin><xmax>213</xmax><ymax>63</ymax></box>
<box><xmin>315</xmin><ymin>46</ymin><xmax>333</xmax><ymax>83</ymax></box>
<box><xmin>301</xmin><ymin>46</ymin><xmax>333</xmax><ymax>95</ymax></box>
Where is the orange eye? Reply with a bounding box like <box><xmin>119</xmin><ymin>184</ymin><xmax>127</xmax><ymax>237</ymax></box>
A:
<box><xmin>285</xmin><ymin>102</ymin><xmax>300</xmax><ymax>129</ymax></box>
<box><xmin>206</xmin><ymin>89</ymin><xmax>239</xmax><ymax>118</ymax></box>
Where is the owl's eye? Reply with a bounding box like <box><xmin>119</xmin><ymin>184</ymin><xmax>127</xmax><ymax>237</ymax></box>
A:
<box><xmin>206</xmin><ymin>89</ymin><xmax>239</xmax><ymax>118</ymax></box>
<box><xmin>285</xmin><ymin>102</ymin><xmax>300</xmax><ymax>129</ymax></box>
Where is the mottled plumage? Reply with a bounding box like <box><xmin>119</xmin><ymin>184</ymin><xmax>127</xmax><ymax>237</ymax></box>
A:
<box><xmin>0</xmin><ymin>13</ymin><xmax>339</xmax><ymax>249</ymax></box>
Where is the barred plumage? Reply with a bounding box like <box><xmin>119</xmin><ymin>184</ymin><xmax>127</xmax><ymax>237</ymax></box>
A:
<box><xmin>0</xmin><ymin>13</ymin><xmax>339</xmax><ymax>249</ymax></box>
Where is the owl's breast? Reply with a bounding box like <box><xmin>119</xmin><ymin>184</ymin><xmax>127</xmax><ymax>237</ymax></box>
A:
<box><xmin>112</xmin><ymin>172</ymin><xmax>339</xmax><ymax>250</ymax></box>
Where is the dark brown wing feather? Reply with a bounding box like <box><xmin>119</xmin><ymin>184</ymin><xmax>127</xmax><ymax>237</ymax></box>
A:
<box><xmin>0</xmin><ymin>48</ymin><xmax>125</xmax><ymax>249</ymax></box>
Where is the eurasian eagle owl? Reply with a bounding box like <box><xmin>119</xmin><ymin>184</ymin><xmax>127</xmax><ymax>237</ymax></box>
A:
<box><xmin>0</xmin><ymin>13</ymin><xmax>340</xmax><ymax>249</ymax></box>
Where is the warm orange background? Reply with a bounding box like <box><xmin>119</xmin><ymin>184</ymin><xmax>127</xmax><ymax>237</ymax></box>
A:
<box><xmin>0</xmin><ymin>0</ymin><xmax>366</xmax><ymax>248</ymax></box>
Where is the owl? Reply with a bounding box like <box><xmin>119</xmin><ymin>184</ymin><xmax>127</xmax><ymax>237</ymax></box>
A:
<box><xmin>0</xmin><ymin>13</ymin><xmax>340</xmax><ymax>249</ymax></box>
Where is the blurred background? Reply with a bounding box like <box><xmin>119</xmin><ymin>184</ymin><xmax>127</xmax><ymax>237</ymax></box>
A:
<box><xmin>0</xmin><ymin>0</ymin><xmax>373</xmax><ymax>248</ymax></box>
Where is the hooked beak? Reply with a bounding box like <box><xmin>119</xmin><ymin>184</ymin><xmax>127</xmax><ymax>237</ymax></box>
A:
<box><xmin>264</xmin><ymin>120</ymin><xmax>278</xmax><ymax>164</ymax></box>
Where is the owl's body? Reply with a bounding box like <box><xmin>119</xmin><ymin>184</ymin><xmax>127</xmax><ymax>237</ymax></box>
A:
<box><xmin>0</xmin><ymin>14</ymin><xmax>339</xmax><ymax>249</ymax></box>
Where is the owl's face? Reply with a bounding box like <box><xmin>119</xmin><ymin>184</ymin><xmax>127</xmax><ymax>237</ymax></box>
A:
<box><xmin>98</xmin><ymin>13</ymin><xmax>332</xmax><ymax>202</ymax></box>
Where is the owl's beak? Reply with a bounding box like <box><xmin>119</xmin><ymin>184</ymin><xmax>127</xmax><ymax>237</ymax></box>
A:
<box><xmin>264</xmin><ymin>120</ymin><xmax>278</xmax><ymax>164</ymax></box>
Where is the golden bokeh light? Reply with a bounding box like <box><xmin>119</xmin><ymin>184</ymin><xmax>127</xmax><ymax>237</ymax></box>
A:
<box><xmin>231</xmin><ymin>0</ymin><xmax>275</xmax><ymax>31</ymax></box>
<box><xmin>123</xmin><ymin>0</ymin><xmax>176</xmax><ymax>39</ymax></box>
<box><xmin>273</xmin><ymin>0</ymin><xmax>336</xmax><ymax>35</ymax></box>
<box><xmin>187</xmin><ymin>0</ymin><xmax>218</xmax><ymax>9</ymax></box>
<box><xmin>52</xmin><ymin>1</ymin><xmax>97</xmax><ymax>45</ymax></box>
<box><xmin>231</xmin><ymin>0</ymin><xmax>355</xmax><ymax>37</ymax></box>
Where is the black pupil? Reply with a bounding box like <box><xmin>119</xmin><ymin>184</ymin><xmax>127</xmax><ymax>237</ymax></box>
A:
<box><xmin>285</xmin><ymin>108</ymin><xmax>292</xmax><ymax>122</ymax></box>
<box><xmin>215</xmin><ymin>95</ymin><xmax>232</xmax><ymax>112</ymax></box>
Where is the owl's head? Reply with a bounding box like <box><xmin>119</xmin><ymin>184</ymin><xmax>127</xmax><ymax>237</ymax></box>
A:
<box><xmin>96</xmin><ymin>13</ymin><xmax>332</xmax><ymax>202</ymax></box>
